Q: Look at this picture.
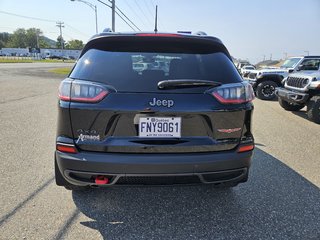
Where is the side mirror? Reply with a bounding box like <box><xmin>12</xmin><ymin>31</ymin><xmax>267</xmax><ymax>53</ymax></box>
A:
<box><xmin>296</xmin><ymin>65</ymin><xmax>304</xmax><ymax>71</ymax></box>
<box><xmin>288</xmin><ymin>69</ymin><xmax>294</xmax><ymax>73</ymax></box>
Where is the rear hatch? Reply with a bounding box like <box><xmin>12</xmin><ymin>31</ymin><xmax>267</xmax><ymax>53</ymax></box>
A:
<box><xmin>66</xmin><ymin>34</ymin><xmax>250</xmax><ymax>153</ymax></box>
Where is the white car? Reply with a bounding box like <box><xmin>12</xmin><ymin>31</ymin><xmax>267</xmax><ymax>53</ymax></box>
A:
<box><xmin>241</xmin><ymin>65</ymin><xmax>256</xmax><ymax>76</ymax></box>
<box><xmin>244</xmin><ymin>56</ymin><xmax>320</xmax><ymax>100</ymax></box>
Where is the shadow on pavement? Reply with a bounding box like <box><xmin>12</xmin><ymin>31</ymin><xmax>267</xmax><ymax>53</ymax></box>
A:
<box><xmin>267</xmin><ymin>97</ymin><xmax>279</xmax><ymax>102</ymax></box>
<box><xmin>72</xmin><ymin>148</ymin><xmax>320</xmax><ymax>239</ymax></box>
<box><xmin>283</xmin><ymin>108</ymin><xmax>319</xmax><ymax>125</ymax></box>
<box><xmin>291</xmin><ymin>109</ymin><xmax>318</xmax><ymax>123</ymax></box>
<box><xmin>0</xmin><ymin>177</ymin><xmax>54</xmax><ymax>226</ymax></box>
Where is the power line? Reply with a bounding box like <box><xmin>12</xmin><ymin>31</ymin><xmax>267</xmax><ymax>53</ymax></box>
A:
<box><xmin>96</xmin><ymin>0</ymin><xmax>140</xmax><ymax>31</ymax></box>
<box><xmin>115</xmin><ymin>10</ymin><xmax>135</xmax><ymax>31</ymax></box>
<box><xmin>65</xmin><ymin>24</ymin><xmax>90</xmax><ymax>38</ymax></box>
<box><xmin>63</xmin><ymin>32</ymin><xmax>75</xmax><ymax>40</ymax></box>
<box><xmin>0</xmin><ymin>10</ymin><xmax>90</xmax><ymax>39</ymax></box>
<box><xmin>122</xmin><ymin>0</ymin><xmax>149</xmax><ymax>29</ymax></box>
<box><xmin>133</xmin><ymin>0</ymin><xmax>153</xmax><ymax>28</ymax></box>
<box><xmin>0</xmin><ymin>26</ymin><xmax>17</xmax><ymax>31</ymax></box>
<box><xmin>0</xmin><ymin>10</ymin><xmax>56</xmax><ymax>23</ymax></box>
<box><xmin>115</xmin><ymin>6</ymin><xmax>141</xmax><ymax>31</ymax></box>
<box><xmin>142</xmin><ymin>0</ymin><xmax>155</xmax><ymax>20</ymax></box>
<box><xmin>96</xmin><ymin>0</ymin><xmax>111</xmax><ymax>8</ymax></box>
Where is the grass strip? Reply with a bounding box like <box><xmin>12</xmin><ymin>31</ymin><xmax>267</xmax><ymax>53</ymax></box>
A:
<box><xmin>0</xmin><ymin>59</ymin><xmax>75</xmax><ymax>63</ymax></box>
<box><xmin>49</xmin><ymin>67</ymin><xmax>72</xmax><ymax>75</ymax></box>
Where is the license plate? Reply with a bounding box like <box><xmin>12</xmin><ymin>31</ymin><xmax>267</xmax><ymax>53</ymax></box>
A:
<box><xmin>139</xmin><ymin>117</ymin><xmax>181</xmax><ymax>138</ymax></box>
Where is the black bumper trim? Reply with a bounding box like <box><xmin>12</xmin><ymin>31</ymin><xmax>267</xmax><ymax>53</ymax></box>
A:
<box><xmin>275</xmin><ymin>87</ymin><xmax>309</xmax><ymax>104</ymax></box>
<box><xmin>64</xmin><ymin>168</ymin><xmax>248</xmax><ymax>186</ymax></box>
<box><xmin>55</xmin><ymin>149</ymin><xmax>252</xmax><ymax>186</ymax></box>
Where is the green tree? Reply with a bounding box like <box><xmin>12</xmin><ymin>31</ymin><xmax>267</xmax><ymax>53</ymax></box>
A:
<box><xmin>56</xmin><ymin>36</ymin><xmax>65</xmax><ymax>49</ymax></box>
<box><xmin>38</xmin><ymin>37</ymin><xmax>50</xmax><ymax>48</ymax></box>
<box><xmin>0</xmin><ymin>32</ymin><xmax>10</xmax><ymax>48</ymax></box>
<box><xmin>6</xmin><ymin>28</ymin><xmax>27</xmax><ymax>48</ymax></box>
<box><xmin>26</xmin><ymin>28</ymin><xmax>42</xmax><ymax>48</ymax></box>
<box><xmin>6</xmin><ymin>28</ymin><xmax>45</xmax><ymax>48</ymax></box>
<box><xmin>65</xmin><ymin>39</ymin><xmax>84</xmax><ymax>49</ymax></box>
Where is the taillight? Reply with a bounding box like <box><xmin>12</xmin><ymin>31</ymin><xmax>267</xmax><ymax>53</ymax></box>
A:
<box><xmin>212</xmin><ymin>82</ymin><xmax>255</xmax><ymax>104</ymax></box>
<box><xmin>237</xmin><ymin>144</ymin><xmax>254</xmax><ymax>153</ymax></box>
<box><xmin>59</xmin><ymin>80</ymin><xmax>108</xmax><ymax>103</ymax></box>
<box><xmin>59</xmin><ymin>80</ymin><xmax>72</xmax><ymax>101</ymax></box>
<box><xmin>56</xmin><ymin>143</ymin><xmax>77</xmax><ymax>153</ymax></box>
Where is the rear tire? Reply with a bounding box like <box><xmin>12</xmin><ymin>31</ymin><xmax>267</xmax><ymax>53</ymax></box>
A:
<box><xmin>278</xmin><ymin>98</ymin><xmax>305</xmax><ymax>111</ymax></box>
<box><xmin>256</xmin><ymin>81</ymin><xmax>278</xmax><ymax>100</ymax></box>
<box><xmin>307</xmin><ymin>96</ymin><xmax>320</xmax><ymax>124</ymax></box>
<box><xmin>55</xmin><ymin>158</ymin><xmax>86</xmax><ymax>191</ymax></box>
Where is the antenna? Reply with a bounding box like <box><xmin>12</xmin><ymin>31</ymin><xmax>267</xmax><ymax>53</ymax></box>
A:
<box><xmin>154</xmin><ymin>5</ymin><xmax>158</xmax><ymax>33</ymax></box>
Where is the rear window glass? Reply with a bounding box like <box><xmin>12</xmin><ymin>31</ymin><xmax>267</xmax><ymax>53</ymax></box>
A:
<box><xmin>70</xmin><ymin>49</ymin><xmax>242</xmax><ymax>93</ymax></box>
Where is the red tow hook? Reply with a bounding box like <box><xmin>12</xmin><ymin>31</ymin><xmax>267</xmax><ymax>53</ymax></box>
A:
<box><xmin>95</xmin><ymin>175</ymin><xmax>109</xmax><ymax>185</ymax></box>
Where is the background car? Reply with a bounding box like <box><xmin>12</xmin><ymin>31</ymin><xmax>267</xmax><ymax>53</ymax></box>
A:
<box><xmin>241</xmin><ymin>65</ymin><xmax>256</xmax><ymax>77</ymax></box>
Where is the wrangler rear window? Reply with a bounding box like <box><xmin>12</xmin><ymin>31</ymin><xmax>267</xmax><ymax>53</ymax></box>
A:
<box><xmin>70</xmin><ymin>48</ymin><xmax>242</xmax><ymax>93</ymax></box>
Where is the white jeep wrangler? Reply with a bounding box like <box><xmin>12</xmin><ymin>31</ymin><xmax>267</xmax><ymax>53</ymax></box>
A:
<box><xmin>244</xmin><ymin>56</ymin><xmax>320</xmax><ymax>100</ymax></box>
<box><xmin>275</xmin><ymin>66</ymin><xmax>320</xmax><ymax>123</ymax></box>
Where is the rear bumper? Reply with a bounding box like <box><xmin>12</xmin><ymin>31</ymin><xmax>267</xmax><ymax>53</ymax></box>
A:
<box><xmin>55</xmin><ymin>149</ymin><xmax>253</xmax><ymax>186</ymax></box>
<box><xmin>275</xmin><ymin>87</ymin><xmax>309</xmax><ymax>104</ymax></box>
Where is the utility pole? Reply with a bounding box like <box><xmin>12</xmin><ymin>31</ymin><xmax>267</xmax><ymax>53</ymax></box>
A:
<box><xmin>56</xmin><ymin>21</ymin><xmax>65</xmax><ymax>49</ymax></box>
<box><xmin>36</xmin><ymin>29</ymin><xmax>40</xmax><ymax>48</ymax></box>
<box><xmin>283</xmin><ymin>52</ymin><xmax>288</xmax><ymax>60</ymax></box>
<box><xmin>111</xmin><ymin>0</ymin><xmax>115</xmax><ymax>31</ymax></box>
<box><xmin>95</xmin><ymin>5</ymin><xmax>98</xmax><ymax>33</ymax></box>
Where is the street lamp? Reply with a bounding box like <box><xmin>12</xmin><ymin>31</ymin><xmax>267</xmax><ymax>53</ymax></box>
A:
<box><xmin>96</xmin><ymin>0</ymin><xmax>115</xmax><ymax>32</ymax></box>
<box><xmin>71</xmin><ymin>0</ymin><xmax>98</xmax><ymax>34</ymax></box>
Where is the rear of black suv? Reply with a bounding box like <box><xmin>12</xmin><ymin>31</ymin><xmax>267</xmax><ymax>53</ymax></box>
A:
<box><xmin>55</xmin><ymin>32</ymin><xmax>254</xmax><ymax>189</ymax></box>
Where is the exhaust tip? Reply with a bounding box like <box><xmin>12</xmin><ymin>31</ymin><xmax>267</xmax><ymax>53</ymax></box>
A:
<box><xmin>95</xmin><ymin>175</ymin><xmax>109</xmax><ymax>185</ymax></box>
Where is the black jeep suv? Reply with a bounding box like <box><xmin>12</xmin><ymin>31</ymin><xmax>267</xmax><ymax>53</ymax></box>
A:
<box><xmin>55</xmin><ymin>32</ymin><xmax>255</xmax><ymax>189</ymax></box>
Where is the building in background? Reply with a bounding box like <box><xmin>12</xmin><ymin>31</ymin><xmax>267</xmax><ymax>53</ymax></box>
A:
<box><xmin>0</xmin><ymin>47</ymin><xmax>81</xmax><ymax>59</ymax></box>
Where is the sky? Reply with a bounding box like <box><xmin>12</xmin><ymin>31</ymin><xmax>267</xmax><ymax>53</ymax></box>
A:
<box><xmin>0</xmin><ymin>0</ymin><xmax>319</xmax><ymax>64</ymax></box>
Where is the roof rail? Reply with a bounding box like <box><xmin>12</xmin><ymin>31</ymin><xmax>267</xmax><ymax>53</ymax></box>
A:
<box><xmin>194</xmin><ymin>31</ymin><xmax>207</xmax><ymax>36</ymax></box>
<box><xmin>177</xmin><ymin>31</ymin><xmax>192</xmax><ymax>34</ymax></box>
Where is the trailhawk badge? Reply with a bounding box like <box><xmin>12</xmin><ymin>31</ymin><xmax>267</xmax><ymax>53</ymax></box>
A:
<box><xmin>149</xmin><ymin>98</ymin><xmax>174</xmax><ymax>108</ymax></box>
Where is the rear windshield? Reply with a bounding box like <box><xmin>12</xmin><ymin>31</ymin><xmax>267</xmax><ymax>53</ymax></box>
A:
<box><xmin>70</xmin><ymin>48</ymin><xmax>242</xmax><ymax>93</ymax></box>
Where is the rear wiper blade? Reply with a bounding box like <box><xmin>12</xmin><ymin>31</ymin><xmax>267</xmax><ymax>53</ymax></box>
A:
<box><xmin>158</xmin><ymin>79</ymin><xmax>222</xmax><ymax>89</ymax></box>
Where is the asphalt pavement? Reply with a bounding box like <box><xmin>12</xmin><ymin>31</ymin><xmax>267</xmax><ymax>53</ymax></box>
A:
<box><xmin>0</xmin><ymin>63</ymin><xmax>319</xmax><ymax>240</ymax></box>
